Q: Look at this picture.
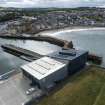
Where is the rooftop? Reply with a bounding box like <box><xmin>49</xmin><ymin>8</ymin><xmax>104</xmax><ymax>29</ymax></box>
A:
<box><xmin>21</xmin><ymin>57</ymin><xmax>66</xmax><ymax>80</ymax></box>
<box><xmin>48</xmin><ymin>49</ymin><xmax>88</xmax><ymax>61</ymax></box>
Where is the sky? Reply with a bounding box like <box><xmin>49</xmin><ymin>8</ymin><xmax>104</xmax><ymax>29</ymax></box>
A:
<box><xmin>0</xmin><ymin>0</ymin><xmax>105</xmax><ymax>8</ymax></box>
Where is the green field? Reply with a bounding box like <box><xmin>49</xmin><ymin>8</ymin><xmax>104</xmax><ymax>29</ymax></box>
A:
<box><xmin>36</xmin><ymin>66</ymin><xmax>105</xmax><ymax>105</ymax></box>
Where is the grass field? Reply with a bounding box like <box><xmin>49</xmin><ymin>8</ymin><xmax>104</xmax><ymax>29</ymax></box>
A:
<box><xmin>36</xmin><ymin>66</ymin><xmax>105</xmax><ymax>105</ymax></box>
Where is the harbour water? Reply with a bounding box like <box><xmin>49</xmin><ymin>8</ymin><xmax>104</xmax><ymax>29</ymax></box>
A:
<box><xmin>54</xmin><ymin>28</ymin><xmax>105</xmax><ymax>67</ymax></box>
<box><xmin>0</xmin><ymin>28</ymin><xmax>105</xmax><ymax>75</ymax></box>
<box><xmin>0</xmin><ymin>39</ymin><xmax>60</xmax><ymax>75</ymax></box>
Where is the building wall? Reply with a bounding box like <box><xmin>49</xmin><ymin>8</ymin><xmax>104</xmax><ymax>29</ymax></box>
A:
<box><xmin>22</xmin><ymin>65</ymin><xmax>68</xmax><ymax>90</ymax></box>
<box><xmin>39</xmin><ymin>65</ymin><xmax>68</xmax><ymax>89</ymax></box>
<box><xmin>22</xmin><ymin>69</ymin><xmax>41</xmax><ymax>88</ymax></box>
<box><xmin>68</xmin><ymin>52</ymin><xmax>88</xmax><ymax>75</ymax></box>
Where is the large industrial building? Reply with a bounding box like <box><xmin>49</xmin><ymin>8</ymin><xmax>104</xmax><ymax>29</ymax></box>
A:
<box><xmin>21</xmin><ymin>49</ymin><xmax>88</xmax><ymax>90</ymax></box>
<box><xmin>21</xmin><ymin>57</ymin><xmax>67</xmax><ymax>89</ymax></box>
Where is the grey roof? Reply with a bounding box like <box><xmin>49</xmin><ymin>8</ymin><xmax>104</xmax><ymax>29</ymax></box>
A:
<box><xmin>48</xmin><ymin>49</ymin><xmax>88</xmax><ymax>61</ymax></box>
<box><xmin>21</xmin><ymin>57</ymin><xmax>66</xmax><ymax>80</ymax></box>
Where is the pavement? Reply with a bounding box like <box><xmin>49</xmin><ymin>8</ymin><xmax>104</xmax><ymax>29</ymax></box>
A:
<box><xmin>0</xmin><ymin>72</ymin><xmax>42</xmax><ymax>105</ymax></box>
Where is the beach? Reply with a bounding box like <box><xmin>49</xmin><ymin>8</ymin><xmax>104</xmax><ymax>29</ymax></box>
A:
<box><xmin>39</xmin><ymin>26</ymin><xmax>105</xmax><ymax>36</ymax></box>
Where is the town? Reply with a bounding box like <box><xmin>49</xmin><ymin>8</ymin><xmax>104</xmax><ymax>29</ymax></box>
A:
<box><xmin>0</xmin><ymin>7</ymin><xmax>105</xmax><ymax>35</ymax></box>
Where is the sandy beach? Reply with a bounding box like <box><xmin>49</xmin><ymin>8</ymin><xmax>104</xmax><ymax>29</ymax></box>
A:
<box><xmin>39</xmin><ymin>26</ymin><xmax>105</xmax><ymax>36</ymax></box>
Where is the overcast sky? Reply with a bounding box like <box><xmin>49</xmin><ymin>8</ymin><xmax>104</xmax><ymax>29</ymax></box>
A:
<box><xmin>0</xmin><ymin>0</ymin><xmax>105</xmax><ymax>8</ymax></box>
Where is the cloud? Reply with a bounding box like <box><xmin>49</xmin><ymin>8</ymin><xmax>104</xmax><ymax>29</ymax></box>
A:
<box><xmin>0</xmin><ymin>0</ymin><xmax>105</xmax><ymax>8</ymax></box>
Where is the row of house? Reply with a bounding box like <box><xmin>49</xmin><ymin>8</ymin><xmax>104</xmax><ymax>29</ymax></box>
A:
<box><xmin>2</xmin><ymin>9</ymin><xmax>105</xmax><ymax>35</ymax></box>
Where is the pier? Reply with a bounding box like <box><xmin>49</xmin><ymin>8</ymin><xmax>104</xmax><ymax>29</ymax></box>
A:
<box><xmin>0</xmin><ymin>35</ymin><xmax>74</xmax><ymax>48</ymax></box>
<box><xmin>1</xmin><ymin>44</ymin><xmax>43</xmax><ymax>61</ymax></box>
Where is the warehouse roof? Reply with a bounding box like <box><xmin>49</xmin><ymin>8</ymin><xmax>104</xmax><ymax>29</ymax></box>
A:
<box><xmin>21</xmin><ymin>57</ymin><xmax>66</xmax><ymax>80</ymax></box>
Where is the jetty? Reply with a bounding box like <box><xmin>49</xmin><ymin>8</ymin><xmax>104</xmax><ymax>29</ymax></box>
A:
<box><xmin>1</xmin><ymin>44</ymin><xmax>43</xmax><ymax>62</ymax></box>
<box><xmin>0</xmin><ymin>35</ymin><xmax>74</xmax><ymax>49</ymax></box>
<box><xmin>87</xmin><ymin>53</ymin><xmax>102</xmax><ymax>65</ymax></box>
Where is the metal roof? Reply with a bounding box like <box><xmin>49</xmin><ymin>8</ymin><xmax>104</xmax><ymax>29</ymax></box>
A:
<box><xmin>48</xmin><ymin>49</ymin><xmax>88</xmax><ymax>61</ymax></box>
<box><xmin>21</xmin><ymin>57</ymin><xmax>66</xmax><ymax>80</ymax></box>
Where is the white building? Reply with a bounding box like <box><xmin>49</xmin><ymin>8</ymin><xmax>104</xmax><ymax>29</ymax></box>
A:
<box><xmin>21</xmin><ymin>57</ymin><xmax>67</xmax><ymax>90</ymax></box>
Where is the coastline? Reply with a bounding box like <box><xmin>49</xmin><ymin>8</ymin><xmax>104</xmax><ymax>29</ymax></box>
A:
<box><xmin>39</xmin><ymin>26</ymin><xmax>105</xmax><ymax>67</ymax></box>
<box><xmin>39</xmin><ymin>26</ymin><xmax>105</xmax><ymax>36</ymax></box>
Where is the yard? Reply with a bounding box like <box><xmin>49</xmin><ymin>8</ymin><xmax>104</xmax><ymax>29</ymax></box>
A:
<box><xmin>36</xmin><ymin>65</ymin><xmax>105</xmax><ymax>105</ymax></box>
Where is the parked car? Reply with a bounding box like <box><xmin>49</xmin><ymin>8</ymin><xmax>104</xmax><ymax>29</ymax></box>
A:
<box><xmin>26</xmin><ymin>87</ymin><xmax>37</xmax><ymax>95</ymax></box>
